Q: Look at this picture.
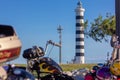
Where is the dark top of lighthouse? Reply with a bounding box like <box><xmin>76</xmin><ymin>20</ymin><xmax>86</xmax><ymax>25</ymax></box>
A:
<box><xmin>77</xmin><ymin>0</ymin><xmax>82</xmax><ymax>8</ymax></box>
<box><xmin>75</xmin><ymin>0</ymin><xmax>85</xmax><ymax>12</ymax></box>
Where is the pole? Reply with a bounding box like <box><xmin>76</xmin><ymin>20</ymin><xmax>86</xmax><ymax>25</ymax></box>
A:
<box><xmin>115</xmin><ymin>0</ymin><xmax>120</xmax><ymax>40</ymax></box>
<box><xmin>57</xmin><ymin>25</ymin><xmax>63</xmax><ymax>64</ymax></box>
<box><xmin>115</xmin><ymin>0</ymin><xmax>120</xmax><ymax>59</ymax></box>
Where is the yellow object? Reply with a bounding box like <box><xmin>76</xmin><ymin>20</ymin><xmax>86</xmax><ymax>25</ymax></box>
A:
<box><xmin>110</xmin><ymin>60</ymin><xmax>120</xmax><ymax>76</ymax></box>
<box><xmin>38</xmin><ymin>57</ymin><xmax>62</xmax><ymax>74</ymax></box>
<box><xmin>39</xmin><ymin>63</ymin><xmax>56</xmax><ymax>73</ymax></box>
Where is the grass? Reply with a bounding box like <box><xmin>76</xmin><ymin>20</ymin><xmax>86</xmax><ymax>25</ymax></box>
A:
<box><xmin>60</xmin><ymin>64</ymin><xmax>96</xmax><ymax>71</ymax></box>
<box><xmin>14</xmin><ymin>63</ymin><xmax>96</xmax><ymax>71</ymax></box>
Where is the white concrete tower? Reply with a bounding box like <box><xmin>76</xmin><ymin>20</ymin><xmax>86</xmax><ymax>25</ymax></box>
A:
<box><xmin>74</xmin><ymin>1</ymin><xmax>85</xmax><ymax>64</ymax></box>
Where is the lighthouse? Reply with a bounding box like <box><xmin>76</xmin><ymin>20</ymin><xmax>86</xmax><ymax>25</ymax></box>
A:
<box><xmin>74</xmin><ymin>1</ymin><xmax>85</xmax><ymax>64</ymax></box>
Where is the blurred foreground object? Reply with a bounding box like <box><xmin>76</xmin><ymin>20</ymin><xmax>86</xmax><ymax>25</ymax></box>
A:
<box><xmin>110</xmin><ymin>60</ymin><xmax>120</xmax><ymax>76</ymax></box>
<box><xmin>0</xmin><ymin>66</ymin><xmax>7</xmax><ymax>80</ymax></box>
<box><xmin>0</xmin><ymin>25</ymin><xmax>22</xmax><ymax>63</ymax></box>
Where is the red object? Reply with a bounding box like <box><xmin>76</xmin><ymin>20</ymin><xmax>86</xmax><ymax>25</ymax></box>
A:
<box><xmin>117</xmin><ymin>77</ymin><xmax>120</xmax><ymax>80</ymax></box>
<box><xmin>84</xmin><ymin>73</ymin><xmax>94</xmax><ymax>80</ymax></box>
<box><xmin>0</xmin><ymin>47</ymin><xmax>21</xmax><ymax>63</ymax></box>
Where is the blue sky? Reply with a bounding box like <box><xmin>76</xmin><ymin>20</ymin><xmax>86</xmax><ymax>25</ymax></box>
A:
<box><xmin>0</xmin><ymin>0</ymin><xmax>115</xmax><ymax>64</ymax></box>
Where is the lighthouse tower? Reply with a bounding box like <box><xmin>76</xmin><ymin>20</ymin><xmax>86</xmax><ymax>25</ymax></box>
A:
<box><xmin>74</xmin><ymin>1</ymin><xmax>85</xmax><ymax>64</ymax></box>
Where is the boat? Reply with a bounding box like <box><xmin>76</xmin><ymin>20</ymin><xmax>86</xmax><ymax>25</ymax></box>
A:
<box><xmin>0</xmin><ymin>25</ymin><xmax>22</xmax><ymax>63</ymax></box>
